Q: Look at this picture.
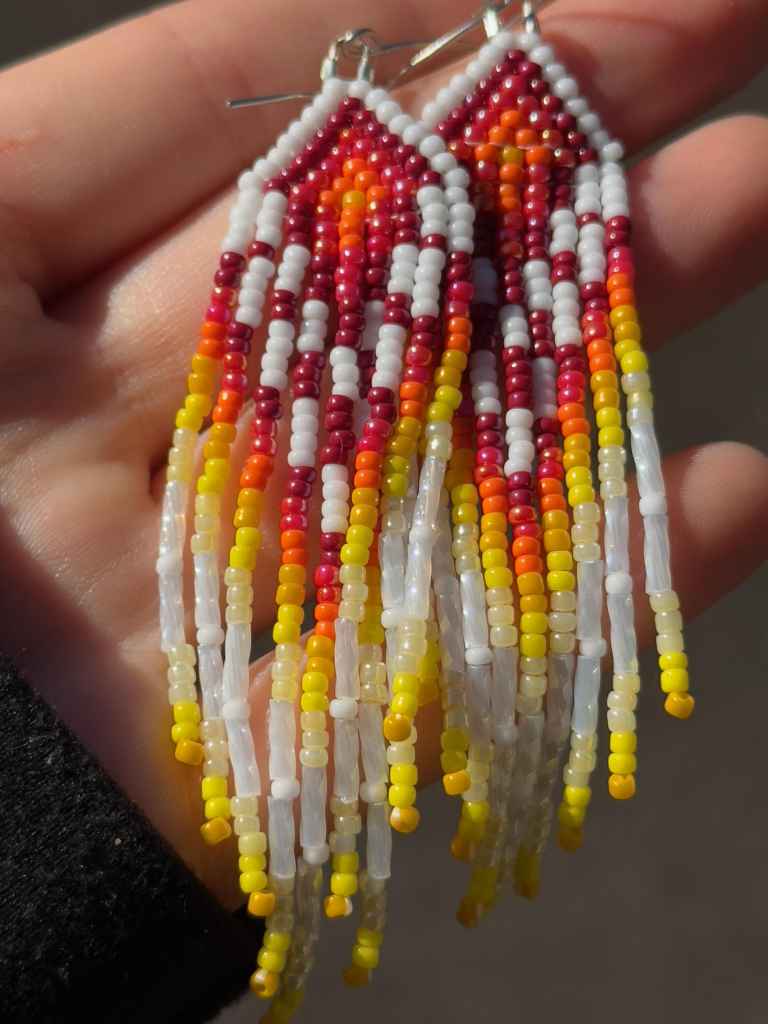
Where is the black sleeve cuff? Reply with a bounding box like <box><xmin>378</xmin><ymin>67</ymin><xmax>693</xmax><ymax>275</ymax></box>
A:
<box><xmin>0</xmin><ymin>654</ymin><xmax>261</xmax><ymax>1024</ymax></box>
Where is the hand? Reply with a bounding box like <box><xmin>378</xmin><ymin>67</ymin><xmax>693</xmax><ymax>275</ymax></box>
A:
<box><xmin>0</xmin><ymin>0</ymin><xmax>765</xmax><ymax>908</ymax></box>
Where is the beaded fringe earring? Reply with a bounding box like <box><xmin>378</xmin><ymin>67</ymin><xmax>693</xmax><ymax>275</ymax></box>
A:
<box><xmin>156</xmin><ymin>5</ymin><xmax>692</xmax><ymax>1017</ymax></box>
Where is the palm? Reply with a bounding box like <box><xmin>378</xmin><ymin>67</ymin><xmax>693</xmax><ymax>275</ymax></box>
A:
<box><xmin>0</xmin><ymin>0</ymin><xmax>766</xmax><ymax>908</ymax></box>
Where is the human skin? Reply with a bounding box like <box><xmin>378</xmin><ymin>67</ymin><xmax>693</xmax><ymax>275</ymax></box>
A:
<box><xmin>0</xmin><ymin>0</ymin><xmax>766</xmax><ymax>908</ymax></box>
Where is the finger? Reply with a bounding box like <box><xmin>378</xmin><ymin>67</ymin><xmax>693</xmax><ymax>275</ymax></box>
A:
<box><xmin>49</xmin><ymin>111</ymin><xmax>768</xmax><ymax>481</ymax></box>
<box><xmin>628</xmin><ymin>115</ymin><xmax>768</xmax><ymax>347</ymax></box>
<box><xmin>1</xmin><ymin>0</ymin><xmax>765</xmax><ymax>298</ymax></box>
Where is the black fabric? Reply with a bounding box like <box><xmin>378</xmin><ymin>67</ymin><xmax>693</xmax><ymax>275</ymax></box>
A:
<box><xmin>0</xmin><ymin>654</ymin><xmax>260</xmax><ymax>1024</ymax></box>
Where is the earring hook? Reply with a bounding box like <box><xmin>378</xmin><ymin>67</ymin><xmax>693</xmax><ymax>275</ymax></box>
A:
<box><xmin>385</xmin><ymin>0</ymin><xmax>554</xmax><ymax>90</ymax></box>
<box><xmin>226</xmin><ymin>30</ymin><xmax>428</xmax><ymax>109</ymax></box>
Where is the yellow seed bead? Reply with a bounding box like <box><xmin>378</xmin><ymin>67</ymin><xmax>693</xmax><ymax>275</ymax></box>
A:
<box><xmin>175</xmin><ymin>738</ymin><xmax>204</xmax><ymax>765</ymax></box>
<box><xmin>520</xmin><ymin>633</ymin><xmax>546</xmax><ymax>659</ymax></box>
<box><xmin>598</xmin><ymin>426</ymin><xmax>625</xmax><ymax>448</ymax></box>
<box><xmin>276</xmin><ymin>583</ymin><xmax>304</xmax><ymax>606</ymax></box>
<box><xmin>661</xmin><ymin>668</ymin><xmax>689</xmax><ymax>692</ymax></box>
<box><xmin>396</xmin><ymin>416</ymin><xmax>421</xmax><ymax>439</ymax></box>
<box><xmin>175</xmin><ymin>408</ymin><xmax>202</xmax><ymax>431</ymax></box>
<box><xmin>482</xmin><ymin>548</ymin><xmax>507</xmax><ymax>569</ymax></box>
<box><xmin>346</xmin><ymin>524</ymin><xmax>374</xmax><ymax>549</ymax></box>
<box><xmin>249</xmin><ymin>968</ymin><xmax>279</xmax><ymax>1000</ymax></box>
<box><xmin>392</xmin><ymin>672</ymin><xmax>420</xmax><ymax>696</ymax></box>
<box><xmin>230</xmin><ymin>545</ymin><xmax>257</xmax><ymax>571</ymax></box>
<box><xmin>434</xmin><ymin>365</ymin><xmax>461</xmax><ymax>389</ymax></box>
<box><xmin>171</xmin><ymin>722</ymin><xmax>199</xmax><ymax>743</ymax></box>
<box><xmin>441</xmin><ymin>349</ymin><xmax>468</xmax><ymax>371</ymax></box>
<box><xmin>443</xmin><ymin>769</ymin><xmax>471</xmax><ymax>796</ymax></box>
<box><xmin>302</xmin><ymin>672</ymin><xmax>329</xmax><ymax>694</ymax></box>
<box><xmin>197</xmin><ymin>474</ymin><xmax>225</xmax><ymax>495</ymax></box>
<box><xmin>199</xmin><ymin>816</ymin><xmax>231</xmax><ymax>845</ymax></box>
<box><xmin>610</xmin><ymin>732</ymin><xmax>637</xmax><ymax>753</ymax></box>
<box><xmin>264</xmin><ymin>930</ymin><xmax>292</xmax><ymax>953</ymax></box>
<box><xmin>480</xmin><ymin>512</ymin><xmax>506</xmax><ymax>534</ymax></box>
<box><xmin>306</xmin><ymin>658</ymin><xmax>333</xmax><ymax>680</ymax></box>
<box><xmin>659</xmin><ymin>651</ymin><xmax>688</xmax><ymax>671</ymax></box>
<box><xmin>272</xmin><ymin>622</ymin><xmax>300</xmax><ymax>644</ymax></box>
<box><xmin>387</xmin><ymin>435</ymin><xmax>416</xmax><ymax>458</ymax></box>
<box><xmin>306</xmin><ymin>635</ymin><xmax>333</xmax><ymax>658</ymax></box>
<box><xmin>557</xmin><ymin>803</ymin><xmax>585</xmax><ymax>827</ymax></box>
<box><xmin>382</xmin><ymin>472</ymin><xmax>408</xmax><ymax>497</ymax></box>
<box><xmin>277</xmin><ymin>604</ymin><xmax>303</xmax><ymax>626</ymax></box>
<box><xmin>590</xmin><ymin>370</ymin><xmax>618</xmax><ymax>392</ymax></box>
<box><xmin>340</xmin><ymin>543</ymin><xmax>368</xmax><ymax>565</ymax></box>
<box><xmin>613</xmin><ymin>320</ymin><xmax>642</xmax><ymax>343</ymax></box>
<box><xmin>342</xmin><ymin>189</ymin><xmax>366</xmax><ymax>207</ymax></box>
<box><xmin>173</xmin><ymin>701</ymin><xmax>200</xmax><ymax>724</ymax></box>
<box><xmin>349</xmin><ymin>504</ymin><xmax>377</xmax><ymax>528</ymax></box>
<box><xmin>664</xmin><ymin>692</ymin><xmax>695</xmax><ymax>719</ymax></box>
<box><xmin>614</xmin><ymin>338</ymin><xmax>641</xmax><ymax>359</ymax></box>
<box><xmin>462</xmin><ymin>800</ymin><xmax>489</xmax><ymax>823</ymax></box>
<box><xmin>191</xmin><ymin>353</ymin><xmax>217</xmax><ymax>374</ymax></box>
<box><xmin>201</xmin><ymin>776</ymin><xmax>228</xmax><ymax>800</ymax></box>
<box><xmin>351</xmin><ymin>943</ymin><xmax>379</xmax><ymax>970</ymax></box>
<box><xmin>441</xmin><ymin>728</ymin><xmax>468</xmax><ymax>751</ymax></box>
<box><xmin>520</xmin><ymin>612</ymin><xmax>547</xmax><ymax>634</ymax></box>
<box><xmin>205</xmin><ymin>796</ymin><xmax>231</xmax><ymax>820</ymax></box>
<box><xmin>427</xmin><ymin>401</ymin><xmax>453</xmax><ymax>422</ymax></box>
<box><xmin>564</xmin><ymin>785</ymin><xmax>591</xmax><ymax>808</ymax></box>
<box><xmin>452</xmin><ymin>502</ymin><xmax>478</xmax><ymax>524</ymax></box>
<box><xmin>383</xmin><ymin>453</ymin><xmax>409</xmax><ymax>475</ymax></box>
<box><xmin>621</xmin><ymin>350</ymin><xmax>649</xmax><ymax>373</ymax></box>
<box><xmin>388</xmin><ymin>783</ymin><xmax>417</xmax><ymax>809</ymax></box>
<box><xmin>391</xmin><ymin>693</ymin><xmax>418</xmax><ymax>718</ymax></box>
<box><xmin>565</xmin><ymin>466</ymin><xmax>591</xmax><ymax>488</ymax></box>
<box><xmin>546</xmin><ymin>569</ymin><xmax>575</xmax><ymax>592</ymax></box>
<box><xmin>248</xmin><ymin>891</ymin><xmax>276</xmax><ymax>917</ymax></box>
<box><xmin>520</xmin><ymin>594</ymin><xmax>547</xmax><ymax>613</ymax></box>
<box><xmin>185</xmin><ymin>392</ymin><xmax>211</xmax><ymax>415</ymax></box>
<box><xmin>564</xmin><ymin>433</ymin><xmax>591</xmax><ymax>452</ymax></box>
<box><xmin>451</xmin><ymin>483</ymin><xmax>478</xmax><ymax>505</ymax></box>
<box><xmin>608</xmin><ymin>753</ymin><xmax>637</xmax><ymax>774</ymax></box>
<box><xmin>204</xmin><ymin>439</ymin><xmax>229</xmax><ymax>460</ymax></box>
<box><xmin>435</xmin><ymin>384</ymin><xmax>463</xmax><ymax>408</ymax></box>
<box><xmin>501</xmin><ymin>144</ymin><xmax>523</xmax><ymax>165</ymax></box>
<box><xmin>233</xmin><ymin>506</ymin><xmax>260</xmax><ymax>528</ymax></box>
<box><xmin>235</xmin><ymin>527</ymin><xmax>262</xmax><ymax>550</ymax></box>
<box><xmin>331</xmin><ymin>872</ymin><xmax>358</xmax><ymax>897</ymax></box>
<box><xmin>563</xmin><ymin>450</ymin><xmax>590</xmax><ymax>471</ymax></box>
<box><xmin>546</xmin><ymin>550</ymin><xmax>573</xmax><ymax>572</ymax></box>
<box><xmin>484</xmin><ymin>566</ymin><xmax>513</xmax><ymax>589</ymax></box>
<box><xmin>357</xmin><ymin>927</ymin><xmax>383</xmax><ymax>947</ymax></box>
<box><xmin>479</xmin><ymin>531</ymin><xmax>506</xmax><ymax>554</ymax></box>
<box><xmin>333</xmin><ymin>852</ymin><xmax>359</xmax><ymax>874</ymax></box>
<box><xmin>351</xmin><ymin>487</ymin><xmax>379</xmax><ymax>507</ymax></box>
<box><xmin>543</xmin><ymin>528</ymin><xmax>570</xmax><ymax>552</ymax></box>
<box><xmin>240</xmin><ymin>870</ymin><xmax>268</xmax><ymax>893</ymax></box>
<box><xmin>239</xmin><ymin>854</ymin><xmax>267</xmax><ymax>873</ymax></box>
<box><xmin>593</xmin><ymin>387</ymin><xmax>620</xmax><ymax>411</ymax></box>
<box><xmin>515</xmin><ymin>571</ymin><xmax>543</xmax><ymax>595</ymax></box>
<box><xmin>205</xmin><ymin>458</ymin><xmax>230</xmax><ymax>481</ymax></box>
<box><xmin>257</xmin><ymin>948</ymin><xmax>286</xmax><ymax>974</ymax></box>
<box><xmin>609</xmin><ymin>305</ymin><xmax>638</xmax><ymax>328</ymax></box>
<box><xmin>301</xmin><ymin>693</ymin><xmax>329</xmax><ymax>713</ymax></box>
<box><xmin>596</xmin><ymin>407</ymin><xmax>622</xmax><ymax>428</ymax></box>
<box><xmin>390</xmin><ymin>763</ymin><xmax>418</xmax><ymax>786</ymax></box>
<box><xmin>568</xmin><ymin>485</ymin><xmax>596</xmax><ymax>506</ymax></box>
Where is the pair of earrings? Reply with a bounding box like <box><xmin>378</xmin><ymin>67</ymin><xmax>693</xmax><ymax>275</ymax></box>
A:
<box><xmin>156</xmin><ymin>0</ymin><xmax>691</xmax><ymax>1013</ymax></box>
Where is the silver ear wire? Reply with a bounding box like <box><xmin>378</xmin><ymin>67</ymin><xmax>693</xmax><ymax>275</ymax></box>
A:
<box><xmin>226</xmin><ymin>30</ymin><xmax>427</xmax><ymax>109</ymax></box>
<box><xmin>386</xmin><ymin>0</ymin><xmax>553</xmax><ymax>89</ymax></box>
